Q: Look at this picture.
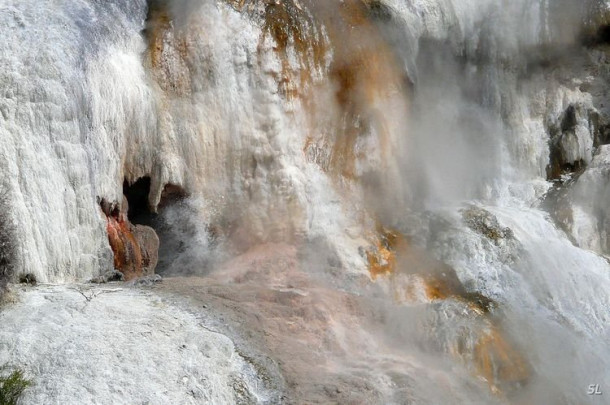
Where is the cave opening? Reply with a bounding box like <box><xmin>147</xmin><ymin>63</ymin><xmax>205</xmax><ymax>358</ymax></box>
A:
<box><xmin>596</xmin><ymin>25</ymin><xmax>610</xmax><ymax>45</ymax></box>
<box><xmin>583</xmin><ymin>24</ymin><xmax>610</xmax><ymax>47</ymax></box>
<box><xmin>123</xmin><ymin>177</ymin><xmax>155</xmax><ymax>226</ymax></box>
<box><xmin>123</xmin><ymin>177</ymin><xmax>189</xmax><ymax>224</ymax></box>
<box><xmin>122</xmin><ymin>177</ymin><xmax>189</xmax><ymax>275</ymax></box>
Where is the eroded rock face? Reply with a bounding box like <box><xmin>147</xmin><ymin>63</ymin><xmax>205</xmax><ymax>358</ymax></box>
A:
<box><xmin>548</xmin><ymin>145</ymin><xmax>610</xmax><ymax>256</ymax></box>
<box><xmin>0</xmin><ymin>186</ymin><xmax>15</xmax><ymax>295</ymax></box>
<box><xmin>101</xmin><ymin>198</ymin><xmax>159</xmax><ymax>281</ymax></box>
<box><xmin>133</xmin><ymin>224</ymin><xmax>160</xmax><ymax>275</ymax></box>
<box><xmin>546</xmin><ymin>104</ymin><xmax>597</xmax><ymax>180</ymax></box>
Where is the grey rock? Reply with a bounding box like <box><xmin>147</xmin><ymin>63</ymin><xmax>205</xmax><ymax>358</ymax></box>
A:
<box><xmin>131</xmin><ymin>274</ymin><xmax>163</xmax><ymax>287</ymax></box>
<box><xmin>133</xmin><ymin>225</ymin><xmax>160</xmax><ymax>276</ymax></box>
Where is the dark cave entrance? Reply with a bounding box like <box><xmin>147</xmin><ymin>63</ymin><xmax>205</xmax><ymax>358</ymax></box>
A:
<box><xmin>123</xmin><ymin>177</ymin><xmax>189</xmax><ymax>224</ymax></box>
<box><xmin>122</xmin><ymin>177</ymin><xmax>189</xmax><ymax>274</ymax></box>
<box><xmin>598</xmin><ymin>25</ymin><xmax>610</xmax><ymax>44</ymax></box>
<box><xmin>123</xmin><ymin>177</ymin><xmax>154</xmax><ymax>226</ymax></box>
<box><xmin>583</xmin><ymin>24</ymin><xmax>610</xmax><ymax>47</ymax></box>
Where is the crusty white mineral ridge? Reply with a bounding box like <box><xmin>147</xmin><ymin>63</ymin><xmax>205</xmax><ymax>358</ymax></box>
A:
<box><xmin>1</xmin><ymin>0</ymin><xmax>609</xmax><ymax>282</ymax></box>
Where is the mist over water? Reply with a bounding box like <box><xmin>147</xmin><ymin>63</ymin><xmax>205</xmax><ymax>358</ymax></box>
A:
<box><xmin>1</xmin><ymin>0</ymin><xmax>610</xmax><ymax>403</ymax></box>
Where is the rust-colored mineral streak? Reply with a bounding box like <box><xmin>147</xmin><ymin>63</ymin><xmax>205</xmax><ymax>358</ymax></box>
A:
<box><xmin>101</xmin><ymin>198</ymin><xmax>159</xmax><ymax>281</ymax></box>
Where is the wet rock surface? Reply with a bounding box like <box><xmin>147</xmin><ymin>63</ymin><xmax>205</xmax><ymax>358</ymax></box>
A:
<box><xmin>155</xmin><ymin>244</ymin><xmax>524</xmax><ymax>404</ymax></box>
<box><xmin>546</xmin><ymin>144</ymin><xmax>610</xmax><ymax>256</ymax></box>
<box><xmin>461</xmin><ymin>207</ymin><xmax>515</xmax><ymax>244</ymax></box>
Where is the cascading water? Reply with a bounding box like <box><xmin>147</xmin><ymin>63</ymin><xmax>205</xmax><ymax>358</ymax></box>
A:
<box><xmin>1</xmin><ymin>0</ymin><xmax>609</xmax><ymax>403</ymax></box>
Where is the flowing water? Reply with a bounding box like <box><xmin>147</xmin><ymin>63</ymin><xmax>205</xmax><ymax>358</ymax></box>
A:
<box><xmin>1</xmin><ymin>0</ymin><xmax>609</xmax><ymax>403</ymax></box>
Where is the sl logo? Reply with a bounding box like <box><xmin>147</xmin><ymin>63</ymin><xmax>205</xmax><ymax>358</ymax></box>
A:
<box><xmin>588</xmin><ymin>384</ymin><xmax>603</xmax><ymax>395</ymax></box>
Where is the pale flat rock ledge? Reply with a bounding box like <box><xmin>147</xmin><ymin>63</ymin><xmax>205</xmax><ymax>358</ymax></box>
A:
<box><xmin>0</xmin><ymin>285</ymin><xmax>270</xmax><ymax>405</ymax></box>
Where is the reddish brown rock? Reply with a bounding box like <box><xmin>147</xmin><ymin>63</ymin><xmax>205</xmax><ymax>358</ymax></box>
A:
<box><xmin>101</xmin><ymin>197</ymin><xmax>159</xmax><ymax>281</ymax></box>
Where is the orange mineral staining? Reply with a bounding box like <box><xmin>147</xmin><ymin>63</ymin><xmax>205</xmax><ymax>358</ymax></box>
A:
<box><xmin>473</xmin><ymin>327</ymin><xmax>530</xmax><ymax>392</ymax></box>
<box><xmin>366</xmin><ymin>239</ymin><xmax>396</xmax><ymax>278</ymax></box>
<box><xmin>106</xmin><ymin>212</ymin><xmax>143</xmax><ymax>280</ymax></box>
<box><xmin>100</xmin><ymin>198</ymin><xmax>159</xmax><ymax>281</ymax></box>
<box><xmin>145</xmin><ymin>1</ymin><xmax>191</xmax><ymax>96</ymax></box>
<box><xmin>227</xmin><ymin>1</ymin><xmax>407</xmax><ymax>184</ymax></box>
<box><xmin>366</xmin><ymin>225</ymin><xmax>409</xmax><ymax>279</ymax></box>
<box><xmin>364</xmin><ymin>226</ymin><xmax>529</xmax><ymax>394</ymax></box>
